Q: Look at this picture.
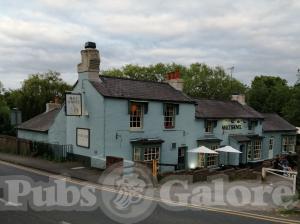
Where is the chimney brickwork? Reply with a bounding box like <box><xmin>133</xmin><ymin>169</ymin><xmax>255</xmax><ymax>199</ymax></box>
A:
<box><xmin>77</xmin><ymin>42</ymin><xmax>100</xmax><ymax>81</ymax></box>
<box><xmin>165</xmin><ymin>71</ymin><xmax>184</xmax><ymax>91</ymax></box>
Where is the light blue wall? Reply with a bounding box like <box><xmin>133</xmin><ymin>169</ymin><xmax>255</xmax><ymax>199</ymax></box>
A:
<box><xmin>65</xmin><ymin>75</ymin><xmax>105</xmax><ymax>158</ymax></box>
<box><xmin>48</xmin><ymin>108</ymin><xmax>66</xmax><ymax>144</ymax></box>
<box><xmin>194</xmin><ymin>118</ymin><xmax>263</xmax><ymax>166</ymax></box>
<box><xmin>57</xmin><ymin>74</ymin><xmax>198</xmax><ymax>172</ymax></box>
<box><xmin>103</xmin><ymin>98</ymin><xmax>197</xmax><ymax>172</ymax></box>
<box><xmin>262</xmin><ymin>131</ymin><xmax>297</xmax><ymax>159</ymax></box>
<box><xmin>18</xmin><ymin>130</ymin><xmax>48</xmax><ymax>142</ymax></box>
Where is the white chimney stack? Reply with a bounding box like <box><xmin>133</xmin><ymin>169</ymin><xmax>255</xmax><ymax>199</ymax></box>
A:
<box><xmin>231</xmin><ymin>94</ymin><xmax>246</xmax><ymax>105</ymax></box>
<box><xmin>77</xmin><ymin>42</ymin><xmax>100</xmax><ymax>81</ymax></box>
<box><xmin>46</xmin><ymin>96</ymin><xmax>61</xmax><ymax>112</ymax></box>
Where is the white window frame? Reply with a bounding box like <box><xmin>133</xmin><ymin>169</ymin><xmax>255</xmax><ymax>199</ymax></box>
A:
<box><xmin>248</xmin><ymin>140</ymin><xmax>262</xmax><ymax>161</ymax></box>
<box><xmin>282</xmin><ymin>136</ymin><xmax>296</xmax><ymax>153</ymax></box>
<box><xmin>253</xmin><ymin>140</ymin><xmax>262</xmax><ymax>160</ymax></box>
<box><xmin>130</xmin><ymin>103</ymin><xmax>144</xmax><ymax>130</ymax></box>
<box><xmin>164</xmin><ymin>104</ymin><xmax>176</xmax><ymax>129</ymax></box>
<box><xmin>198</xmin><ymin>154</ymin><xmax>205</xmax><ymax>168</ymax></box>
<box><xmin>133</xmin><ymin>146</ymin><xmax>160</xmax><ymax>162</ymax></box>
<box><xmin>207</xmin><ymin>145</ymin><xmax>218</xmax><ymax>167</ymax></box>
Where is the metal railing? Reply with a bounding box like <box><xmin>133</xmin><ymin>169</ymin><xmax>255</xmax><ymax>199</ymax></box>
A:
<box><xmin>262</xmin><ymin>167</ymin><xmax>298</xmax><ymax>194</ymax></box>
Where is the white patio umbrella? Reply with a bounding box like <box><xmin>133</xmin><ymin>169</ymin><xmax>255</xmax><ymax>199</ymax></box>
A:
<box><xmin>216</xmin><ymin>146</ymin><xmax>241</xmax><ymax>165</ymax></box>
<box><xmin>215</xmin><ymin>146</ymin><xmax>242</xmax><ymax>154</ymax></box>
<box><xmin>188</xmin><ymin>146</ymin><xmax>219</xmax><ymax>154</ymax></box>
<box><xmin>187</xmin><ymin>146</ymin><xmax>218</xmax><ymax>168</ymax></box>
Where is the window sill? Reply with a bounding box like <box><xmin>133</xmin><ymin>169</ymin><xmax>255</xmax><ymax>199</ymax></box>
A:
<box><xmin>163</xmin><ymin>129</ymin><xmax>176</xmax><ymax>131</ymax></box>
<box><xmin>248</xmin><ymin>159</ymin><xmax>264</xmax><ymax>163</ymax></box>
<box><xmin>129</xmin><ymin>129</ymin><xmax>144</xmax><ymax>133</ymax></box>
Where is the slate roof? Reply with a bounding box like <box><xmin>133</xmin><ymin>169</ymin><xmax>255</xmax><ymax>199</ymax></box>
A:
<box><xmin>230</xmin><ymin>135</ymin><xmax>251</xmax><ymax>142</ymax></box>
<box><xmin>18</xmin><ymin>108</ymin><xmax>60</xmax><ymax>132</ymax></box>
<box><xmin>262</xmin><ymin>113</ymin><xmax>297</xmax><ymax>132</ymax></box>
<box><xmin>195</xmin><ymin>99</ymin><xmax>264</xmax><ymax>119</ymax></box>
<box><xmin>89</xmin><ymin>76</ymin><xmax>194</xmax><ymax>103</ymax></box>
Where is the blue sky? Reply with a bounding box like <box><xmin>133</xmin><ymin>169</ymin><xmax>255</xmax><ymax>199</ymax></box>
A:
<box><xmin>0</xmin><ymin>0</ymin><xmax>299</xmax><ymax>89</ymax></box>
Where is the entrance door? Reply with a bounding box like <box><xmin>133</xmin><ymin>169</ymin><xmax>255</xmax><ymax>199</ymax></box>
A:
<box><xmin>268</xmin><ymin>138</ymin><xmax>274</xmax><ymax>159</ymax></box>
<box><xmin>178</xmin><ymin>147</ymin><xmax>186</xmax><ymax>170</ymax></box>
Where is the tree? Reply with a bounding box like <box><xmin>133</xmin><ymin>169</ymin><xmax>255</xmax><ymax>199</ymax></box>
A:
<box><xmin>0</xmin><ymin>81</ymin><xmax>12</xmax><ymax>134</ymax></box>
<box><xmin>5</xmin><ymin>71</ymin><xmax>72</xmax><ymax>121</ymax></box>
<box><xmin>102</xmin><ymin>63</ymin><xmax>247</xmax><ymax>100</ymax></box>
<box><xmin>247</xmin><ymin>76</ymin><xmax>291</xmax><ymax>115</ymax></box>
<box><xmin>183</xmin><ymin>63</ymin><xmax>247</xmax><ymax>99</ymax></box>
<box><xmin>102</xmin><ymin>63</ymin><xmax>187</xmax><ymax>81</ymax></box>
<box><xmin>282</xmin><ymin>84</ymin><xmax>300</xmax><ymax>126</ymax></box>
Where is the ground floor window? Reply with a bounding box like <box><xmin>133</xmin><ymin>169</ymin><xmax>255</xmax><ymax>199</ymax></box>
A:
<box><xmin>282</xmin><ymin>136</ymin><xmax>296</xmax><ymax>153</ymax></box>
<box><xmin>247</xmin><ymin>140</ymin><xmax>262</xmax><ymax>161</ymax></box>
<box><xmin>133</xmin><ymin>145</ymin><xmax>160</xmax><ymax>162</ymax></box>
<box><xmin>198</xmin><ymin>154</ymin><xmax>205</xmax><ymax>168</ymax></box>
<box><xmin>198</xmin><ymin>144</ymin><xmax>219</xmax><ymax>168</ymax></box>
<box><xmin>207</xmin><ymin>145</ymin><xmax>218</xmax><ymax>167</ymax></box>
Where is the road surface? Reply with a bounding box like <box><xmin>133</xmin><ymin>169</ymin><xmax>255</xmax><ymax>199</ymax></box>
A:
<box><xmin>0</xmin><ymin>161</ymin><xmax>298</xmax><ymax>224</ymax></box>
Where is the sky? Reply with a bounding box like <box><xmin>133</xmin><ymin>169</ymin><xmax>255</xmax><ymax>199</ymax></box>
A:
<box><xmin>0</xmin><ymin>0</ymin><xmax>300</xmax><ymax>89</ymax></box>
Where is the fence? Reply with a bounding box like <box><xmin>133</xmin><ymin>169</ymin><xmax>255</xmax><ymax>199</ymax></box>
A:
<box><xmin>0</xmin><ymin>135</ymin><xmax>73</xmax><ymax>162</ymax></box>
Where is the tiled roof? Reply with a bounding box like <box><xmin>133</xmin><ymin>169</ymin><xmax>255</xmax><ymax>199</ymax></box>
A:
<box><xmin>89</xmin><ymin>76</ymin><xmax>195</xmax><ymax>103</ymax></box>
<box><xmin>195</xmin><ymin>99</ymin><xmax>264</xmax><ymax>119</ymax></box>
<box><xmin>18</xmin><ymin>108</ymin><xmax>60</xmax><ymax>132</ymax></box>
<box><xmin>262</xmin><ymin>113</ymin><xmax>297</xmax><ymax>132</ymax></box>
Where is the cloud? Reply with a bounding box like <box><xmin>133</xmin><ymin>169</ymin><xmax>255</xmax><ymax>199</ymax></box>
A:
<box><xmin>0</xmin><ymin>0</ymin><xmax>299</xmax><ymax>89</ymax></box>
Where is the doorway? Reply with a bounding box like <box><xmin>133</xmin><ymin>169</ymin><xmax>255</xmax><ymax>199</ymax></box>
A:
<box><xmin>178</xmin><ymin>147</ymin><xmax>186</xmax><ymax>170</ymax></box>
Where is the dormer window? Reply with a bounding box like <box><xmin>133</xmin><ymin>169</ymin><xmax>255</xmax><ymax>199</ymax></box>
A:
<box><xmin>163</xmin><ymin>104</ymin><xmax>178</xmax><ymax>129</ymax></box>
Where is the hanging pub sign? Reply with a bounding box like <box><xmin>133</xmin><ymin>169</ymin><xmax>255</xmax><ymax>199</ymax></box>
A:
<box><xmin>65</xmin><ymin>93</ymin><xmax>82</xmax><ymax>116</ymax></box>
<box><xmin>222</xmin><ymin>119</ymin><xmax>243</xmax><ymax>130</ymax></box>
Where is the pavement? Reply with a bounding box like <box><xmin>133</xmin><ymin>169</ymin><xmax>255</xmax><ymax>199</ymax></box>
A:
<box><xmin>0</xmin><ymin>161</ymin><xmax>298</xmax><ymax>224</ymax></box>
<box><xmin>0</xmin><ymin>152</ymin><xmax>102</xmax><ymax>183</ymax></box>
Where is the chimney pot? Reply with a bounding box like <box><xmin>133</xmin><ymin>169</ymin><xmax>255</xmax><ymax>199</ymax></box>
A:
<box><xmin>77</xmin><ymin>42</ymin><xmax>100</xmax><ymax>81</ymax></box>
<box><xmin>165</xmin><ymin>71</ymin><xmax>184</xmax><ymax>91</ymax></box>
<box><xmin>85</xmin><ymin>42</ymin><xmax>96</xmax><ymax>49</ymax></box>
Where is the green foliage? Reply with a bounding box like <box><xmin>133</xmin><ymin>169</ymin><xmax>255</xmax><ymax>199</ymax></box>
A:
<box><xmin>183</xmin><ymin>63</ymin><xmax>247</xmax><ymax>99</ymax></box>
<box><xmin>103</xmin><ymin>63</ymin><xmax>247</xmax><ymax>100</ymax></box>
<box><xmin>0</xmin><ymin>92</ymin><xmax>11</xmax><ymax>133</ymax></box>
<box><xmin>247</xmin><ymin>76</ymin><xmax>291</xmax><ymax>115</ymax></box>
<box><xmin>282</xmin><ymin>84</ymin><xmax>300</xmax><ymax>126</ymax></box>
<box><xmin>102</xmin><ymin>63</ymin><xmax>186</xmax><ymax>81</ymax></box>
<box><xmin>5</xmin><ymin>71</ymin><xmax>72</xmax><ymax>121</ymax></box>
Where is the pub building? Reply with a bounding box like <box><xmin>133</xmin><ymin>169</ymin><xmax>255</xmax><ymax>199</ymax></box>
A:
<box><xmin>17</xmin><ymin>42</ymin><xmax>298</xmax><ymax>172</ymax></box>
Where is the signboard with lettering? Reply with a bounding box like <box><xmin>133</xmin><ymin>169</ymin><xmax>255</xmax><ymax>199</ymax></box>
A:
<box><xmin>76</xmin><ymin>128</ymin><xmax>90</xmax><ymax>148</ymax></box>
<box><xmin>66</xmin><ymin>93</ymin><xmax>82</xmax><ymax>116</ymax></box>
<box><xmin>222</xmin><ymin>120</ymin><xmax>243</xmax><ymax>130</ymax></box>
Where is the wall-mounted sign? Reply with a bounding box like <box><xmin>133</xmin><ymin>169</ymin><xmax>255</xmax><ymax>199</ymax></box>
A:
<box><xmin>222</xmin><ymin>119</ymin><xmax>242</xmax><ymax>130</ymax></box>
<box><xmin>76</xmin><ymin>128</ymin><xmax>90</xmax><ymax>148</ymax></box>
<box><xmin>66</xmin><ymin>93</ymin><xmax>82</xmax><ymax>116</ymax></box>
